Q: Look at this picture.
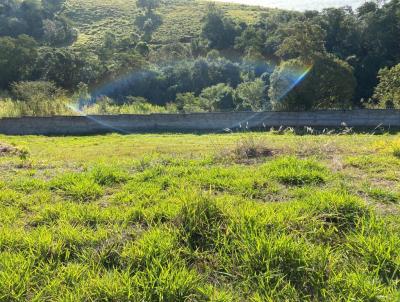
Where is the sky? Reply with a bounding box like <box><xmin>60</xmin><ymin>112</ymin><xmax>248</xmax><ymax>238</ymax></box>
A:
<box><xmin>213</xmin><ymin>0</ymin><xmax>365</xmax><ymax>11</ymax></box>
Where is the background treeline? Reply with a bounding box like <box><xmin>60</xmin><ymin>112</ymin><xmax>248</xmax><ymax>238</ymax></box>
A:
<box><xmin>0</xmin><ymin>0</ymin><xmax>400</xmax><ymax>116</ymax></box>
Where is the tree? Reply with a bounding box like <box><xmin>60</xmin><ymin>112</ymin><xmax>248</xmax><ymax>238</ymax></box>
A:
<box><xmin>199</xmin><ymin>83</ymin><xmax>234</xmax><ymax>111</ymax></box>
<box><xmin>235</xmin><ymin>78</ymin><xmax>268</xmax><ymax>111</ymax></box>
<box><xmin>175</xmin><ymin>92</ymin><xmax>203</xmax><ymax>113</ymax></box>
<box><xmin>191</xmin><ymin>59</ymin><xmax>210</xmax><ymax>94</ymax></box>
<box><xmin>136</xmin><ymin>0</ymin><xmax>160</xmax><ymax>13</ymax></box>
<box><xmin>33</xmin><ymin>48</ymin><xmax>104</xmax><ymax>89</ymax></box>
<box><xmin>353</xmin><ymin>0</ymin><xmax>400</xmax><ymax>101</ymax></box>
<box><xmin>317</xmin><ymin>7</ymin><xmax>361</xmax><ymax>59</ymax></box>
<box><xmin>269</xmin><ymin>54</ymin><xmax>356</xmax><ymax>111</ymax></box>
<box><xmin>42</xmin><ymin>0</ymin><xmax>65</xmax><ymax>15</ymax></box>
<box><xmin>201</xmin><ymin>4</ymin><xmax>238</xmax><ymax>50</ymax></box>
<box><xmin>373</xmin><ymin>64</ymin><xmax>400</xmax><ymax>108</ymax></box>
<box><xmin>276</xmin><ymin>20</ymin><xmax>326</xmax><ymax>62</ymax></box>
<box><xmin>235</xmin><ymin>25</ymin><xmax>265</xmax><ymax>55</ymax></box>
<box><xmin>11</xmin><ymin>81</ymin><xmax>64</xmax><ymax>102</ymax></box>
<box><xmin>0</xmin><ymin>35</ymin><xmax>38</xmax><ymax>89</ymax></box>
<box><xmin>134</xmin><ymin>0</ymin><xmax>162</xmax><ymax>42</ymax></box>
<box><xmin>18</xmin><ymin>0</ymin><xmax>44</xmax><ymax>39</ymax></box>
<box><xmin>0</xmin><ymin>0</ymin><xmax>76</xmax><ymax>47</ymax></box>
<box><xmin>42</xmin><ymin>16</ymin><xmax>78</xmax><ymax>46</ymax></box>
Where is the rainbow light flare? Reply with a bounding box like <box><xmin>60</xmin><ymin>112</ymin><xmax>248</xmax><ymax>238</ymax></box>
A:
<box><xmin>66</xmin><ymin>103</ymin><xmax>129</xmax><ymax>134</ymax></box>
<box><xmin>275</xmin><ymin>64</ymin><xmax>313</xmax><ymax>101</ymax></box>
<box><xmin>65</xmin><ymin>59</ymin><xmax>313</xmax><ymax>133</ymax></box>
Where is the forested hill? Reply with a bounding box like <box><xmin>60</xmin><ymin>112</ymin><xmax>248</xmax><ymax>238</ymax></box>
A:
<box><xmin>65</xmin><ymin>0</ymin><xmax>275</xmax><ymax>51</ymax></box>
<box><xmin>1</xmin><ymin>0</ymin><xmax>400</xmax><ymax>117</ymax></box>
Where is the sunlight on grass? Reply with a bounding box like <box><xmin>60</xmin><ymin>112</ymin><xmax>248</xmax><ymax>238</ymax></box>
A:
<box><xmin>0</xmin><ymin>133</ymin><xmax>399</xmax><ymax>300</ymax></box>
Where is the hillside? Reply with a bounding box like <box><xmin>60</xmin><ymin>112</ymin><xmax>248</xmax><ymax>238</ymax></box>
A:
<box><xmin>1</xmin><ymin>0</ymin><xmax>399</xmax><ymax>115</ymax></box>
<box><xmin>65</xmin><ymin>0</ymin><xmax>277</xmax><ymax>50</ymax></box>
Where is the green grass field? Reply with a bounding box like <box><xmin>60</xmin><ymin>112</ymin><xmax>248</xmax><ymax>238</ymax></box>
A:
<box><xmin>1</xmin><ymin>132</ymin><xmax>400</xmax><ymax>301</ymax></box>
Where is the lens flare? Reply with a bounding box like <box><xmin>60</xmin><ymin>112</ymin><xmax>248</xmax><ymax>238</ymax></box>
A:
<box><xmin>275</xmin><ymin>64</ymin><xmax>313</xmax><ymax>101</ymax></box>
<box><xmin>64</xmin><ymin>59</ymin><xmax>313</xmax><ymax>133</ymax></box>
<box><xmin>66</xmin><ymin>102</ymin><xmax>129</xmax><ymax>134</ymax></box>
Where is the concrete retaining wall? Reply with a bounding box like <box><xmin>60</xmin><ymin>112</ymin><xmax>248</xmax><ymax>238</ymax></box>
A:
<box><xmin>0</xmin><ymin>110</ymin><xmax>399</xmax><ymax>135</ymax></box>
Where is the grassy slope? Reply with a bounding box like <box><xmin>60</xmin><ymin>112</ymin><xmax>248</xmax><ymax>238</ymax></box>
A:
<box><xmin>0</xmin><ymin>132</ymin><xmax>400</xmax><ymax>300</ymax></box>
<box><xmin>64</xmin><ymin>0</ymin><xmax>275</xmax><ymax>50</ymax></box>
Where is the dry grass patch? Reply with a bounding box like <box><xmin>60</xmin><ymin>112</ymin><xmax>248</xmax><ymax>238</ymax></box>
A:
<box><xmin>0</xmin><ymin>142</ymin><xmax>27</xmax><ymax>158</ymax></box>
<box><xmin>217</xmin><ymin>136</ymin><xmax>278</xmax><ymax>163</ymax></box>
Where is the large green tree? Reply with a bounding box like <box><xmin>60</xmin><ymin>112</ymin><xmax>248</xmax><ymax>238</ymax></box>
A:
<box><xmin>276</xmin><ymin>20</ymin><xmax>327</xmax><ymax>62</ymax></box>
<box><xmin>0</xmin><ymin>0</ymin><xmax>75</xmax><ymax>44</ymax></box>
<box><xmin>235</xmin><ymin>78</ymin><xmax>268</xmax><ymax>111</ymax></box>
<box><xmin>373</xmin><ymin>64</ymin><xmax>400</xmax><ymax>108</ymax></box>
<box><xmin>269</xmin><ymin>54</ymin><xmax>356</xmax><ymax>111</ymax></box>
<box><xmin>201</xmin><ymin>4</ymin><xmax>239</xmax><ymax>50</ymax></box>
<box><xmin>0</xmin><ymin>35</ymin><xmax>38</xmax><ymax>89</ymax></box>
<box><xmin>33</xmin><ymin>48</ymin><xmax>104</xmax><ymax>89</ymax></box>
<box><xmin>317</xmin><ymin>7</ymin><xmax>361</xmax><ymax>59</ymax></box>
<box><xmin>199</xmin><ymin>83</ymin><xmax>234</xmax><ymax>111</ymax></box>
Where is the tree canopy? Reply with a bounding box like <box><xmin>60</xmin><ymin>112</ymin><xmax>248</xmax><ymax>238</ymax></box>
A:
<box><xmin>373</xmin><ymin>64</ymin><xmax>400</xmax><ymax>108</ymax></box>
<box><xmin>0</xmin><ymin>0</ymin><xmax>399</xmax><ymax>114</ymax></box>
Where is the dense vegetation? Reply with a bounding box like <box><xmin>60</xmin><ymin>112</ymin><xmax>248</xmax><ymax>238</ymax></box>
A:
<box><xmin>0</xmin><ymin>132</ymin><xmax>400</xmax><ymax>300</ymax></box>
<box><xmin>0</xmin><ymin>0</ymin><xmax>400</xmax><ymax>116</ymax></box>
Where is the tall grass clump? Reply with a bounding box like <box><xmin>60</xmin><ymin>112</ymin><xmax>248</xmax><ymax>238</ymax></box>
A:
<box><xmin>393</xmin><ymin>147</ymin><xmax>400</xmax><ymax>159</ymax></box>
<box><xmin>300</xmin><ymin>191</ymin><xmax>370</xmax><ymax>236</ymax></box>
<box><xmin>374</xmin><ymin>138</ymin><xmax>400</xmax><ymax>159</ymax></box>
<box><xmin>235</xmin><ymin>233</ymin><xmax>331</xmax><ymax>300</ymax></box>
<box><xmin>232</xmin><ymin>136</ymin><xmax>274</xmax><ymax>160</ymax></box>
<box><xmin>0</xmin><ymin>252</ymin><xmax>34</xmax><ymax>301</ymax></box>
<box><xmin>215</xmin><ymin>136</ymin><xmax>275</xmax><ymax>164</ymax></box>
<box><xmin>0</xmin><ymin>81</ymin><xmax>74</xmax><ymax>117</ymax></box>
<box><xmin>87</xmin><ymin>164</ymin><xmax>129</xmax><ymax>186</ymax></box>
<box><xmin>122</xmin><ymin>228</ymin><xmax>180</xmax><ymax>270</ymax></box>
<box><xmin>0</xmin><ymin>98</ymin><xmax>22</xmax><ymax>118</ymax></box>
<box><xmin>365</xmin><ymin>186</ymin><xmax>400</xmax><ymax>204</ymax></box>
<box><xmin>50</xmin><ymin>173</ymin><xmax>103</xmax><ymax>202</ymax></box>
<box><xmin>120</xmin><ymin>228</ymin><xmax>202</xmax><ymax>301</ymax></box>
<box><xmin>265</xmin><ymin>156</ymin><xmax>328</xmax><ymax>186</ymax></box>
<box><xmin>347</xmin><ymin>231</ymin><xmax>400</xmax><ymax>284</ymax></box>
<box><xmin>178</xmin><ymin>195</ymin><xmax>227</xmax><ymax>251</ymax></box>
<box><xmin>81</xmin><ymin>97</ymin><xmax>178</xmax><ymax>115</ymax></box>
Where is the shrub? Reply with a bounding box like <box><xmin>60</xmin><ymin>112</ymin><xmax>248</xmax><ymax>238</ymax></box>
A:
<box><xmin>232</xmin><ymin>136</ymin><xmax>274</xmax><ymax>160</ymax></box>
<box><xmin>373</xmin><ymin>64</ymin><xmax>400</xmax><ymax>109</ymax></box>
<box><xmin>11</xmin><ymin>81</ymin><xmax>65</xmax><ymax>103</ymax></box>
<box><xmin>81</xmin><ymin>96</ymin><xmax>175</xmax><ymax>115</ymax></box>
<box><xmin>0</xmin><ymin>142</ymin><xmax>22</xmax><ymax>157</ymax></box>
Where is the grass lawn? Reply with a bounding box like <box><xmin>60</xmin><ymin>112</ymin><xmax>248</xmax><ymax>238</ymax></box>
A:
<box><xmin>0</xmin><ymin>132</ymin><xmax>400</xmax><ymax>301</ymax></box>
